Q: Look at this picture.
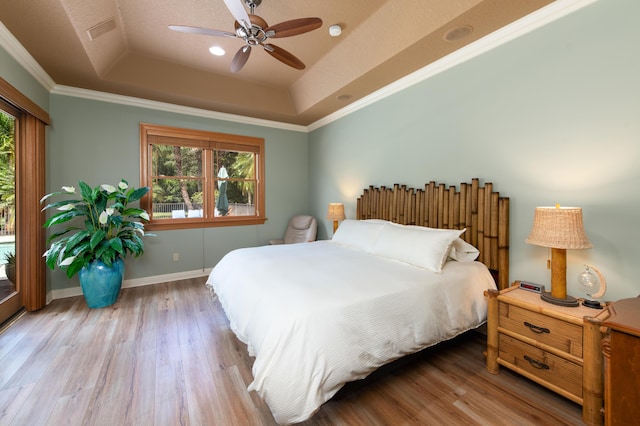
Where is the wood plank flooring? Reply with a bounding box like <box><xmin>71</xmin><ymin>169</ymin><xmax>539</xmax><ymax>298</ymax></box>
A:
<box><xmin>0</xmin><ymin>277</ymin><xmax>584</xmax><ymax>425</ymax></box>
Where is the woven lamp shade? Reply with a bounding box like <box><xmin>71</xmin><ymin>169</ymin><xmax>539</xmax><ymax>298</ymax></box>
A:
<box><xmin>326</xmin><ymin>203</ymin><xmax>346</xmax><ymax>221</ymax></box>
<box><xmin>526</xmin><ymin>206</ymin><xmax>592</xmax><ymax>249</ymax></box>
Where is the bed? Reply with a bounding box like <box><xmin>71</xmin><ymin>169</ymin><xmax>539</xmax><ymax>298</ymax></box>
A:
<box><xmin>206</xmin><ymin>179</ymin><xmax>509</xmax><ymax>424</ymax></box>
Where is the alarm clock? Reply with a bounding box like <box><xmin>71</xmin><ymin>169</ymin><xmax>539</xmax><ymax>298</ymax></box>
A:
<box><xmin>518</xmin><ymin>281</ymin><xmax>545</xmax><ymax>294</ymax></box>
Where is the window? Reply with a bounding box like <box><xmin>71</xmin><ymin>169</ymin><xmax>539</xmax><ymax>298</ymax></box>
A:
<box><xmin>140</xmin><ymin>123</ymin><xmax>265</xmax><ymax>230</ymax></box>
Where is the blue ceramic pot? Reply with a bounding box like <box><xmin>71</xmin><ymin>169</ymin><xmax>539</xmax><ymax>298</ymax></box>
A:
<box><xmin>78</xmin><ymin>258</ymin><xmax>124</xmax><ymax>308</ymax></box>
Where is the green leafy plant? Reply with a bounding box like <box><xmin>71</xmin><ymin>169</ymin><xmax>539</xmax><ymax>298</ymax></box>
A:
<box><xmin>4</xmin><ymin>250</ymin><xmax>16</xmax><ymax>285</ymax></box>
<box><xmin>3</xmin><ymin>250</ymin><xmax>15</xmax><ymax>265</ymax></box>
<box><xmin>41</xmin><ymin>180</ymin><xmax>152</xmax><ymax>278</ymax></box>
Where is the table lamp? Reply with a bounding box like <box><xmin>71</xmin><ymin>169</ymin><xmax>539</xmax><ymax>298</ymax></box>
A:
<box><xmin>525</xmin><ymin>205</ymin><xmax>592</xmax><ymax>307</ymax></box>
<box><xmin>326</xmin><ymin>203</ymin><xmax>346</xmax><ymax>233</ymax></box>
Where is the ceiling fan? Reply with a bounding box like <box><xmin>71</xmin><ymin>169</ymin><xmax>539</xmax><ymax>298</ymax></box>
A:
<box><xmin>169</xmin><ymin>0</ymin><xmax>322</xmax><ymax>72</ymax></box>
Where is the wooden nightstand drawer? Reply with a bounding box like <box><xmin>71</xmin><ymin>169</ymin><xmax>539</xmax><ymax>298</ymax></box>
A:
<box><xmin>499</xmin><ymin>334</ymin><xmax>582</xmax><ymax>398</ymax></box>
<box><xmin>499</xmin><ymin>302</ymin><xmax>583</xmax><ymax>358</ymax></box>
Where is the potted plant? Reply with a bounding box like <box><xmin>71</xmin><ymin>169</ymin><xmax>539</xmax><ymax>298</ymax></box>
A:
<box><xmin>3</xmin><ymin>250</ymin><xmax>15</xmax><ymax>285</ymax></box>
<box><xmin>41</xmin><ymin>179</ymin><xmax>151</xmax><ymax>308</ymax></box>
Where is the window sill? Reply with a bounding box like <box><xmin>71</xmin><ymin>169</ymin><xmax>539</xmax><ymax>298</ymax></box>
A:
<box><xmin>145</xmin><ymin>217</ymin><xmax>267</xmax><ymax>231</ymax></box>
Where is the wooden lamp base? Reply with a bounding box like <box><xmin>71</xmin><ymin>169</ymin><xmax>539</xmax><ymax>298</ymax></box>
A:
<box><xmin>541</xmin><ymin>291</ymin><xmax>579</xmax><ymax>307</ymax></box>
<box><xmin>541</xmin><ymin>247</ymin><xmax>579</xmax><ymax>307</ymax></box>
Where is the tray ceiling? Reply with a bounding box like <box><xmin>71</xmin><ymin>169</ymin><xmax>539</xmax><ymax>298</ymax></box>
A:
<box><xmin>1</xmin><ymin>0</ymin><xmax>554</xmax><ymax>125</ymax></box>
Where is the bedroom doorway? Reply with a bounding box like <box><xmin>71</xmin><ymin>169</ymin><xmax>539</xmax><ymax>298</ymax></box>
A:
<box><xmin>0</xmin><ymin>106</ymin><xmax>20</xmax><ymax>325</ymax></box>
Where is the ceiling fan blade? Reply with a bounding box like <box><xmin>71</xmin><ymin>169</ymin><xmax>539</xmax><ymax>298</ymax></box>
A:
<box><xmin>263</xmin><ymin>44</ymin><xmax>305</xmax><ymax>70</ymax></box>
<box><xmin>231</xmin><ymin>45</ymin><xmax>251</xmax><ymax>73</ymax></box>
<box><xmin>168</xmin><ymin>25</ymin><xmax>236</xmax><ymax>38</ymax></box>
<box><xmin>222</xmin><ymin>0</ymin><xmax>252</xmax><ymax>30</ymax></box>
<box><xmin>265</xmin><ymin>18</ymin><xmax>322</xmax><ymax>38</ymax></box>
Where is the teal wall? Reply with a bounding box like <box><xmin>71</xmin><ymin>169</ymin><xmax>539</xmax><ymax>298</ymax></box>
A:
<box><xmin>309</xmin><ymin>0</ymin><xmax>640</xmax><ymax>302</ymax></box>
<box><xmin>0</xmin><ymin>44</ymin><xmax>49</xmax><ymax>112</ymax></box>
<box><xmin>48</xmin><ymin>95</ymin><xmax>309</xmax><ymax>290</ymax></box>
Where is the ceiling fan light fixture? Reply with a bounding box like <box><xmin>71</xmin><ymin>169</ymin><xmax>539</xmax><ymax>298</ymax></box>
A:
<box><xmin>209</xmin><ymin>46</ymin><xmax>226</xmax><ymax>56</ymax></box>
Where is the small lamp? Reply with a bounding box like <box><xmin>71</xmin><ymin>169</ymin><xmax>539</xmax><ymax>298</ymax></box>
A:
<box><xmin>326</xmin><ymin>203</ymin><xmax>346</xmax><ymax>233</ymax></box>
<box><xmin>526</xmin><ymin>205</ymin><xmax>592</xmax><ymax>307</ymax></box>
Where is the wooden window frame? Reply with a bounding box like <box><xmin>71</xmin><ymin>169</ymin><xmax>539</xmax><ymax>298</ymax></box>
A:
<box><xmin>140</xmin><ymin>123</ymin><xmax>266</xmax><ymax>231</ymax></box>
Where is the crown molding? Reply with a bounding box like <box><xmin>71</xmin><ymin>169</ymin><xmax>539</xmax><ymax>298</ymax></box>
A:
<box><xmin>50</xmin><ymin>85</ymin><xmax>308</xmax><ymax>132</ymax></box>
<box><xmin>2</xmin><ymin>0</ymin><xmax>597</xmax><ymax>133</ymax></box>
<box><xmin>0</xmin><ymin>21</ymin><xmax>55</xmax><ymax>91</ymax></box>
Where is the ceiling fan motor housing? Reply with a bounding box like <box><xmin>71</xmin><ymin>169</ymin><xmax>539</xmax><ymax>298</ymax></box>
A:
<box><xmin>235</xmin><ymin>14</ymin><xmax>269</xmax><ymax>45</ymax></box>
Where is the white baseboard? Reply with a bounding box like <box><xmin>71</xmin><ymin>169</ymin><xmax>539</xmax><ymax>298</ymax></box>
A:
<box><xmin>46</xmin><ymin>268</ymin><xmax>213</xmax><ymax>304</ymax></box>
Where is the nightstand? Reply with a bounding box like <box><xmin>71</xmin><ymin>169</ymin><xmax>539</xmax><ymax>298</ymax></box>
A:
<box><xmin>485</xmin><ymin>283</ymin><xmax>609</xmax><ymax>426</ymax></box>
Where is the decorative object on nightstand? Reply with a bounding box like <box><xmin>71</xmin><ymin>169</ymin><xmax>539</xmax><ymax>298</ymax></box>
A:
<box><xmin>326</xmin><ymin>202</ymin><xmax>346</xmax><ymax>233</ymax></box>
<box><xmin>526</xmin><ymin>205</ymin><xmax>592</xmax><ymax>307</ymax></box>
<box><xmin>485</xmin><ymin>284</ymin><xmax>608</xmax><ymax>425</ymax></box>
<box><xmin>578</xmin><ymin>264</ymin><xmax>607</xmax><ymax>309</ymax></box>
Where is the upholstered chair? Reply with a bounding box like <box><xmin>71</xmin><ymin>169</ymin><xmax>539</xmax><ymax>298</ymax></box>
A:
<box><xmin>269</xmin><ymin>215</ymin><xmax>317</xmax><ymax>245</ymax></box>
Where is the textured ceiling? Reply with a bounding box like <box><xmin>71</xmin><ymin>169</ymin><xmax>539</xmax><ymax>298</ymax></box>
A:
<box><xmin>1</xmin><ymin>0</ymin><xmax>554</xmax><ymax>125</ymax></box>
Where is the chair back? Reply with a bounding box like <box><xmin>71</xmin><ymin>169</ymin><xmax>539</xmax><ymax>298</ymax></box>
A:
<box><xmin>283</xmin><ymin>215</ymin><xmax>317</xmax><ymax>244</ymax></box>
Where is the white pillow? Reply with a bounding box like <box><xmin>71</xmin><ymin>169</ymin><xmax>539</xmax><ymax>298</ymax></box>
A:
<box><xmin>371</xmin><ymin>222</ymin><xmax>465</xmax><ymax>272</ymax></box>
<box><xmin>448</xmin><ymin>238</ymin><xmax>480</xmax><ymax>262</ymax></box>
<box><xmin>363</xmin><ymin>219</ymin><xmax>389</xmax><ymax>224</ymax></box>
<box><xmin>331</xmin><ymin>219</ymin><xmax>385</xmax><ymax>252</ymax></box>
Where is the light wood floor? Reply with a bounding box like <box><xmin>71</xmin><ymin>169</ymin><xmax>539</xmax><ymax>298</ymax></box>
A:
<box><xmin>0</xmin><ymin>277</ymin><xmax>584</xmax><ymax>425</ymax></box>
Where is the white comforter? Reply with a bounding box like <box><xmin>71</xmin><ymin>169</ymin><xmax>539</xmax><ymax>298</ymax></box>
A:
<box><xmin>206</xmin><ymin>240</ymin><xmax>496</xmax><ymax>424</ymax></box>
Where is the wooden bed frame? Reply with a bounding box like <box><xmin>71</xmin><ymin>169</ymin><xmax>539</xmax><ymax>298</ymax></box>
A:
<box><xmin>356</xmin><ymin>178</ymin><xmax>510</xmax><ymax>290</ymax></box>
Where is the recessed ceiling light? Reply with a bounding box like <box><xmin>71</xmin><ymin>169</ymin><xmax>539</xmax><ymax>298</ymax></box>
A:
<box><xmin>329</xmin><ymin>24</ymin><xmax>342</xmax><ymax>37</ymax></box>
<box><xmin>209</xmin><ymin>46</ymin><xmax>226</xmax><ymax>56</ymax></box>
<box><xmin>443</xmin><ymin>25</ymin><xmax>473</xmax><ymax>42</ymax></box>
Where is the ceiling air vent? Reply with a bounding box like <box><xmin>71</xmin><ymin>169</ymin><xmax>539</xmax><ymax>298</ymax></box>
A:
<box><xmin>87</xmin><ymin>18</ymin><xmax>116</xmax><ymax>41</ymax></box>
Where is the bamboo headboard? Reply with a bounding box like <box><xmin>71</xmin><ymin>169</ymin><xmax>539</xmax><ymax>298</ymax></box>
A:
<box><xmin>356</xmin><ymin>178</ymin><xmax>510</xmax><ymax>290</ymax></box>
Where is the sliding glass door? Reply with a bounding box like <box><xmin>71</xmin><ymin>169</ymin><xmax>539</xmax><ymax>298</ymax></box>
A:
<box><xmin>0</xmin><ymin>105</ymin><xmax>20</xmax><ymax>324</ymax></box>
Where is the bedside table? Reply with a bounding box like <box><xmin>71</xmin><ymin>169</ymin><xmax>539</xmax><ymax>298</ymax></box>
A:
<box><xmin>485</xmin><ymin>283</ymin><xmax>610</xmax><ymax>426</ymax></box>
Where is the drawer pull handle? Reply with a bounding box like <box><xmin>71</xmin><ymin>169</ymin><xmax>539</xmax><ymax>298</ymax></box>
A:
<box><xmin>524</xmin><ymin>321</ymin><xmax>550</xmax><ymax>334</ymax></box>
<box><xmin>524</xmin><ymin>355</ymin><xmax>550</xmax><ymax>370</ymax></box>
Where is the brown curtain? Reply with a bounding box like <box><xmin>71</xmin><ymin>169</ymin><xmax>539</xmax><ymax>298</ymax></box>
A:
<box><xmin>1</xmin><ymin>77</ymin><xmax>49</xmax><ymax>311</ymax></box>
